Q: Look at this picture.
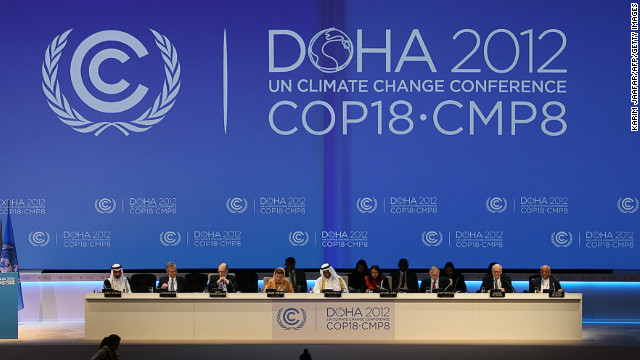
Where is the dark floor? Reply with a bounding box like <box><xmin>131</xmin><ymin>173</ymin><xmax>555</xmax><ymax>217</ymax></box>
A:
<box><xmin>1</xmin><ymin>323</ymin><xmax>639</xmax><ymax>360</ymax></box>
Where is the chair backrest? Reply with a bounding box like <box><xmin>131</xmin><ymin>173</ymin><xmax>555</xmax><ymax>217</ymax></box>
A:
<box><xmin>386</xmin><ymin>276</ymin><xmax>392</xmax><ymax>289</ymax></box>
<box><xmin>236</xmin><ymin>271</ymin><xmax>258</xmax><ymax>293</ymax></box>
<box><xmin>185</xmin><ymin>273</ymin><xmax>208</xmax><ymax>293</ymax></box>
<box><xmin>130</xmin><ymin>274</ymin><xmax>157</xmax><ymax>293</ymax></box>
<box><xmin>341</xmin><ymin>275</ymin><xmax>349</xmax><ymax>289</ymax></box>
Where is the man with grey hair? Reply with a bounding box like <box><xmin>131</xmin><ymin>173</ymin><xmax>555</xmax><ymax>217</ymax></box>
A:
<box><xmin>420</xmin><ymin>266</ymin><xmax>450</xmax><ymax>292</ymax></box>
<box><xmin>159</xmin><ymin>261</ymin><xmax>186</xmax><ymax>292</ymax></box>
<box><xmin>480</xmin><ymin>263</ymin><xmax>514</xmax><ymax>293</ymax></box>
<box><xmin>529</xmin><ymin>265</ymin><xmax>563</xmax><ymax>293</ymax></box>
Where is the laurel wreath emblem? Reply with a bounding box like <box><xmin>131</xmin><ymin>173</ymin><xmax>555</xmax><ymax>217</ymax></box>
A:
<box><xmin>276</xmin><ymin>308</ymin><xmax>307</xmax><ymax>331</ymax></box>
<box><xmin>41</xmin><ymin>29</ymin><xmax>181</xmax><ymax>136</ymax></box>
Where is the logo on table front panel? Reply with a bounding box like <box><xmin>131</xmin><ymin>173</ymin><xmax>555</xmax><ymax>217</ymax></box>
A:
<box><xmin>276</xmin><ymin>307</ymin><xmax>307</xmax><ymax>330</ymax></box>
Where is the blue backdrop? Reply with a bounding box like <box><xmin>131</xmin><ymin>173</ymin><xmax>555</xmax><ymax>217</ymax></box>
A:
<box><xmin>1</xmin><ymin>0</ymin><xmax>638</xmax><ymax>270</ymax></box>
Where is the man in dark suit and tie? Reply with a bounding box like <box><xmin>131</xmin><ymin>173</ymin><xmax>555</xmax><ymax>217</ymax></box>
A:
<box><xmin>529</xmin><ymin>265</ymin><xmax>563</xmax><ymax>293</ymax></box>
<box><xmin>158</xmin><ymin>261</ymin><xmax>186</xmax><ymax>292</ymax></box>
<box><xmin>285</xmin><ymin>257</ymin><xmax>307</xmax><ymax>293</ymax></box>
<box><xmin>419</xmin><ymin>266</ymin><xmax>450</xmax><ymax>292</ymax></box>
<box><xmin>481</xmin><ymin>263</ymin><xmax>514</xmax><ymax>293</ymax></box>
<box><xmin>208</xmin><ymin>262</ymin><xmax>239</xmax><ymax>292</ymax></box>
<box><xmin>391</xmin><ymin>258</ymin><xmax>419</xmax><ymax>293</ymax></box>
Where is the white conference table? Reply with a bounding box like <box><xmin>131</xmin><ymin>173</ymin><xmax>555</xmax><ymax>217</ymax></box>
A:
<box><xmin>85</xmin><ymin>292</ymin><xmax>582</xmax><ymax>342</ymax></box>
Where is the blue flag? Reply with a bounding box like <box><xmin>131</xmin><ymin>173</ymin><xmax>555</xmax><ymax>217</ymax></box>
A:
<box><xmin>0</xmin><ymin>213</ymin><xmax>24</xmax><ymax>311</ymax></box>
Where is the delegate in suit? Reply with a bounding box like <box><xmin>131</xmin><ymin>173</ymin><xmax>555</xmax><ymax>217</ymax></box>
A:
<box><xmin>480</xmin><ymin>263</ymin><xmax>514</xmax><ymax>293</ymax></box>
<box><xmin>208</xmin><ymin>262</ymin><xmax>239</xmax><ymax>292</ymax></box>
<box><xmin>529</xmin><ymin>265</ymin><xmax>563</xmax><ymax>293</ymax></box>
<box><xmin>158</xmin><ymin>261</ymin><xmax>186</xmax><ymax>292</ymax></box>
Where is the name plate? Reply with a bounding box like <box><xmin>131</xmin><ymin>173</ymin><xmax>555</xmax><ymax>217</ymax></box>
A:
<box><xmin>160</xmin><ymin>291</ymin><xmax>177</xmax><ymax>298</ymax></box>
<box><xmin>209</xmin><ymin>289</ymin><xmax>227</xmax><ymax>298</ymax></box>
<box><xmin>323</xmin><ymin>290</ymin><xmax>342</xmax><ymax>298</ymax></box>
<box><xmin>103</xmin><ymin>290</ymin><xmax>121</xmax><ymax>298</ymax></box>
<box><xmin>266</xmin><ymin>290</ymin><xmax>285</xmax><ymax>298</ymax></box>
<box><xmin>489</xmin><ymin>289</ymin><xmax>505</xmax><ymax>298</ymax></box>
<box><xmin>549</xmin><ymin>291</ymin><xmax>565</xmax><ymax>298</ymax></box>
<box><xmin>379</xmin><ymin>290</ymin><xmax>397</xmax><ymax>298</ymax></box>
<box><xmin>437</xmin><ymin>291</ymin><xmax>455</xmax><ymax>298</ymax></box>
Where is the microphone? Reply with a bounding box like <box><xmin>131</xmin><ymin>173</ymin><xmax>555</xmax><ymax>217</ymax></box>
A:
<box><xmin>441</xmin><ymin>282</ymin><xmax>453</xmax><ymax>292</ymax></box>
<box><xmin>505</xmin><ymin>278</ymin><xmax>515</xmax><ymax>293</ymax></box>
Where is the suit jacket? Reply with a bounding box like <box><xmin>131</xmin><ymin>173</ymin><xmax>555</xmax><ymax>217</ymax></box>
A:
<box><xmin>391</xmin><ymin>270</ymin><xmax>419</xmax><ymax>293</ymax></box>
<box><xmin>208</xmin><ymin>274</ymin><xmax>239</xmax><ymax>293</ymax></box>
<box><xmin>419</xmin><ymin>276</ymin><xmax>450</xmax><ymax>293</ymax></box>
<box><xmin>158</xmin><ymin>275</ymin><xmax>186</xmax><ymax>292</ymax></box>
<box><xmin>287</xmin><ymin>269</ymin><xmax>307</xmax><ymax>293</ymax></box>
<box><xmin>481</xmin><ymin>274</ymin><xmax>514</xmax><ymax>293</ymax></box>
<box><xmin>450</xmin><ymin>274</ymin><xmax>468</xmax><ymax>293</ymax></box>
<box><xmin>529</xmin><ymin>275</ymin><xmax>562</xmax><ymax>293</ymax></box>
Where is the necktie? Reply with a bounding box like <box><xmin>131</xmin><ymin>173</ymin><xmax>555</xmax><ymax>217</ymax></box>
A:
<box><xmin>400</xmin><ymin>272</ymin><xmax>406</xmax><ymax>288</ymax></box>
<box><xmin>170</xmin><ymin>278</ymin><xmax>174</xmax><ymax>291</ymax></box>
<box><xmin>494</xmin><ymin>278</ymin><xmax>498</xmax><ymax>290</ymax></box>
<box><xmin>432</xmin><ymin>280</ymin><xmax>436</xmax><ymax>290</ymax></box>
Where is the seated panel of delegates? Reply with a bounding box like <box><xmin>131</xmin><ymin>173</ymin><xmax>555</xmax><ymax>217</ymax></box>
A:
<box><xmin>480</xmin><ymin>263</ymin><xmax>514</xmax><ymax>293</ymax></box>
<box><xmin>264</xmin><ymin>267</ymin><xmax>294</xmax><ymax>293</ymax></box>
<box><xmin>158</xmin><ymin>261</ymin><xmax>186</xmax><ymax>292</ymax></box>
<box><xmin>208</xmin><ymin>262</ymin><xmax>239</xmax><ymax>293</ymax></box>
<box><xmin>419</xmin><ymin>266</ymin><xmax>450</xmax><ymax>293</ymax></box>
<box><xmin>348</xmin><ymin>259</ymin><xmax>368</xmax><ymax>293</ymax></box>
<box><xmin>311</xmin><ymin>263</ymin><xmax>348</xmax><ymax>293</ymax></box>
<box><xmin>284</xmin><ymin>257</ymin><xmax>307</xmax><ymax>293</ymax></box>
<box><xmin>391</xmin><ymin>258</ymin><xmax>419</xmax><ymax>293</ymax></box>
<box><xmin>529</xmin><ymin>265</ymin><xmax>563</xmax><ymax>293</ymax></box>
<box><xmin>104</xmin><ymin>263</ymin><xmax>131</xmax><ymax>293</ymax></box>
<box><xmin>443</xmin><ymin>261</ymin><xmax>467</xmax><ymax>293</ymax></box>
<box><xmin>361</xmin><ymin>265</ymin><xmax>390</xmax><ymax>293</ymax></box>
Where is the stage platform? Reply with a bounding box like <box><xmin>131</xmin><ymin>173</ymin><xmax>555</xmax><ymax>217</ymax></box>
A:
<box><xmin>1</xmin><ymin>321</ymin><xmax>639</xmax><ymax>360</ymax></box>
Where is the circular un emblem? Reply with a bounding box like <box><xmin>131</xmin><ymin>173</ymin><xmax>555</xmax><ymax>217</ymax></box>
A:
<box><xmin>356</xmin><ymin>197</ymin><xmax>377</xmax><ymax>213</ymax></box>
<box><xmin>159</xmin><ymin>231</ymin><xmax>181</xmax><ymax>246</ymax></box>
<box><xmin>277</xmin><ymin>307</ymin><xmax>307</xmax><ymax>330</ymax></box>
<box><xmin>486</xmin><ymin>197</ymin><xmax>507</xmax><ymax>213</ymax></box>
<box><xmin>421</xmin><ymin>231</ymin><xmax>443</xmax><ymax>247</ymax></box>
<box><xmin>550</xmin><ymin>231</ymin><xmax>573</xmax><ymax>248</ymax></box>
<box><xmin>41</xmin><ymin>29</ymin><xmax>181</xmax><ymax>136</ymax></box>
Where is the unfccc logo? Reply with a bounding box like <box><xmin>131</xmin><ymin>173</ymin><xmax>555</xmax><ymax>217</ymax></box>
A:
<box><xmin>356</xmin><ymin>197</ymin><xmax>378</xmax><ymax>213</ymax></box>
<box><xmin>42</xmin><ymin>29</ymin><xmax>181</xmax><ymax>135</ymax></box>
<box><xmin>421</xmin><ymin>231</ymin><xmax>443</xmax><ymax>247</ymax></box>
<box><xmin>28</xmin><ymin>231</ymin><xmax>51</xmax><ymax>247</ymax></box>
<box><xmin>95</xmin><ymin>198</ymin><xmax>117</xmax><ymax>214</ymax></box>
<box><xmin>276</xmin><ymin>307</ymin><xmax>307</xmax><ymax>330</ymax></box>
<box><xmin>551</xmin><ymin>231</ymin><xmax>573</xmax><ymax>248</ymax></box>
<box><xmin>288</xmin><ymin>231</ymin><xmax>309</xmax><ymax>246</ymax></box>
<box><xmin>159</xmin><ymin>231</ymin><xmax>181</xmax><ymax>246</ymax></box>
<box><xmin>486</xmin><ymin>197</ymin><xmax>508</xmax><ymax>213</ymax></box>
<box><xmin>226</xmin><ymin>197</ymin><xmax>248</xmax><ymax>214</ymax></box>
<box><xmin>618</xmin><ymin>197</ymin><xmax>639</xmax><ymax>214</ymax></box>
